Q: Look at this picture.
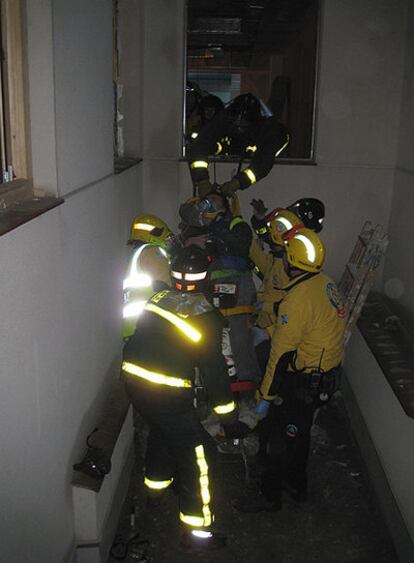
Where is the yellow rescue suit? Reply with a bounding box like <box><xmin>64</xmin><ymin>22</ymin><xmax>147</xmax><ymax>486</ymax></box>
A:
<box><xmin>249</xmin><ymin>239</ymin><xmax>290</xmax><ymax>331</ymax></box>
<box><xmin>260</xmin><ymin>272</ymin><xmax>345</xmax><ymax>400</ymax></box>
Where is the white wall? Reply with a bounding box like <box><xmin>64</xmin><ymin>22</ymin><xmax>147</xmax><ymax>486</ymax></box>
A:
<box><xmin>346</xmin><ymin>331</ymin><xmax>414</xmax><ymax>555</ymax></box>
<box><xmin>0</xmin><ymin>2</ymin><xmax>142</xmax><ymax>562</ymax></box>
<box><xmin>383</xmin><ymin>0</ymin><xmax>414</xmax><ymax>319</ymax></box>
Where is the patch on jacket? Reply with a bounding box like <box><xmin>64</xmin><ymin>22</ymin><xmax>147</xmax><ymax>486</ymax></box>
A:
<box><xmin>279</xmin><ymin>314</ymin><xmax>289</xmax><ymax>325</ymax></box>
<box><xmin>326</xmin><ymin>282</ymin><xmax>345</xmax><ymax>318</ymax></box>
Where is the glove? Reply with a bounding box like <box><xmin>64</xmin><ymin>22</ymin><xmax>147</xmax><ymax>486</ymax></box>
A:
<box><xmin>222</xmin><ymin>419</ymin><xmax>250</xmax><ymax>439</ymax></box>
<box><xmin>250</xmin><ymin>198</ymin><xmax>268</xmax><ymax>219</ymax></box>
<box><xmin>256</xmin><ymin>399</ymin><xmax>270</xmax><ymax>418</ymax></box>
<box><xmin>220</xmin><ymin>178</ymin><xmax>240</xmax><ymax>197</ymax></box>
<box><xmin>197</xmin><ymin>179</ymin><xmax>215</xmax><ymax>198</ymax></box>
<box><xmin>250</xmin><ymin>214</ymin><xmax>268</xmax><ymax>235</ymax></box>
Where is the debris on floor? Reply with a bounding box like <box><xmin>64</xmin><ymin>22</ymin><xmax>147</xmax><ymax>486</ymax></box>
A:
<box><xmin>108</xmin><ymin>394</ymin><xmax>397</xmax><ymax>563</ymax></box>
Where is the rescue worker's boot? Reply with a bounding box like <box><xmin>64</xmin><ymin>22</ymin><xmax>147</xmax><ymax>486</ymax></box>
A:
<box><xmin>180</xmin><ymin>530</ymin><xmax>227</xmax><ymax>552</ymax></box>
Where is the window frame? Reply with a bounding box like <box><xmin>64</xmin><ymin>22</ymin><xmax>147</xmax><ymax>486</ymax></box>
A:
<box><xmin>0</xmin><ymin>0</ymin><xmax>33</xmax><ymax>206</ymax></box>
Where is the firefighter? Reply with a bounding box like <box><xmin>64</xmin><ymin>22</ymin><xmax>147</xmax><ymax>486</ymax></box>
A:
<box><xmin>186</xmin><ymin>93</ymin><xmax>225</xmax><ymax>145</ymax></box>
<box><xmin>236</xmin><ymin>227</ymin><xmax>345</xmax><ymax>512</ymax></box>
<box><xmin>187</xmin><ymin>93</ymin><xmax>289</xmax><ymax>198</ymax></box>
<box><xmin>122</xmin><ymin>214</ymin><xmax>175</xmax><ymax>341</ymax></box>
<box><xmin>250</xmin><ymin>199</ymin><xmax>326</xmax><ymax>331</ymax></box>
<box><xmin>179</xmin><ymin>191</ymin><xmax>262</xmax><ymax>383</ymax></box>
<box><xmin>122</xmin><ymin>245</ymin><xmax>249</xmax><ymax>551</ymax></box>
<box><xmin>249</xmin><ymin>200</ymin><xmax>325</xmax><ymax>371</ymax></box>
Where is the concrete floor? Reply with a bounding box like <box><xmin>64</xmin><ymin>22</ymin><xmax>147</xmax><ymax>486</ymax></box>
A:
<box><xmin>108</xmin><ymin>394</ymin><xmax>397</xmax><ymax>563</ymax></box>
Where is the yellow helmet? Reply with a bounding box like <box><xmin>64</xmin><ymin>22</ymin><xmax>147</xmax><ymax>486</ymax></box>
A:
<box><xmin>269</xmin><ymin>209</ymin><xmax>303</xmax><ymax>245</ymax></box>
<box><xmin>284</xmin><ymin>227</ymin><xmax>325</xmax><ymax>273</ymax></box>
<box><xmin>129</xmin><ymin>214</ymin><xmax>172</xmax><ymax>247</ymax></box>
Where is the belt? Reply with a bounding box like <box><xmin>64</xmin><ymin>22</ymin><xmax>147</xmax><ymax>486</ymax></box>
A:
<box><xmin>220</xmin><ymin>305</ymin><xmax>255</xmax><ymax>317</ymax></box>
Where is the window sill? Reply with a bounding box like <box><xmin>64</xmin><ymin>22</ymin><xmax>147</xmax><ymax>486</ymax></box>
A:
<box><xmin>0</xmin><ymin>190</ymin><xmax>64</xmax><ymax>236</ymax></box>
<box><xmin>357</xmin><ymin>291</ymin><xmax>414</xmax><ymax>419</ymax></box>
<box><xmin>179</xmin><ymin>156</ymin><xmax>317</xmax><ymax>165</ymax></box>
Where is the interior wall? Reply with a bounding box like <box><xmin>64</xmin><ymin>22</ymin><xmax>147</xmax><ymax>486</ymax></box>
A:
<box><xmin>53</xmin><ymin>0</ymin><xmax>114</xmax><ymax>196</ymax></box>
<box><xmin>0</xmin><ymin>2</ymin><xmax>142</xmax><ymax>562</ymax></box>
<box><xmin>383</xmin><ymin>0</ymin><xmax>414</xmax><ymax>322</ymax></box>
<box><xmin>117</xmin><ymin>0</ymin><xmax>144</xmax><ymax>158</ymax></box>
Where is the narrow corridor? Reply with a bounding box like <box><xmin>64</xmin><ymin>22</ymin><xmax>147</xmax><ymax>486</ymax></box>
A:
<box><xmin>108</xmin><ymin>394</ymin><xmax>397</xmax><ymax>563</ymax></box>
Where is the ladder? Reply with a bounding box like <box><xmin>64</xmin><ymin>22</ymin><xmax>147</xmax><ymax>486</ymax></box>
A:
<box><xmin>338</xmin><ymin>221</ymin><xmax>389</xmax><ymax>345</ymax></box>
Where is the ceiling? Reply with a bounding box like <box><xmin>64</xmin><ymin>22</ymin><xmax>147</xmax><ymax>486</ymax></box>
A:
<box><xmin>187</xmin><ymin>0</ymin><xmax>317</xmax><ymax>62</ymax></box>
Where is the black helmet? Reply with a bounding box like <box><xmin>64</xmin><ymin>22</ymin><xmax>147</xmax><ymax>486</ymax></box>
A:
<box><xmin>287</xmin><ymin>198</ymin><xmax>325</xmax><ymax>233</ymax></box>
<box><xmin>225</xmin><ymin>94</ymin><xmax>262</xmax><ymax>128</ymax></box>
<box><xmin>170</xmin><ymin>245</ymin><xmax>210</xmax><ymax>293</ymax></box>
<box><xmin>199</xmin><ymin>94</ymin><xmax>224</xmax><ymax>123</ymax></box>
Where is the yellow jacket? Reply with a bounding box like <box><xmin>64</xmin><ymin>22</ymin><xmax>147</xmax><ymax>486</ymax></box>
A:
<box><xmin>123</xmin><ymin>244</ymin><xmax>171</xmax><ymax>340</ymax></box>
<box><xmin>249</xmin><ymin>239</ymin><xmax>290</xmax><ymax>330</ymax></box>
<box><xmin>260</xmin><ymin>272</ymin><xmax>345</xmax><ymax>400</ymax></box>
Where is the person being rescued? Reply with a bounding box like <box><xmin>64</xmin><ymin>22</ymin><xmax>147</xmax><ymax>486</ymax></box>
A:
<box><xmin>179</xmin><ymin>190</ymin><xmax>262</xmax><ymax>385</ymax></box>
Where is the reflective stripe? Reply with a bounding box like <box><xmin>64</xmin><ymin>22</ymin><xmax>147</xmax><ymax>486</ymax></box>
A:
<box><xmin>144</xmin><ymin>476</ymin><xmax>173</xmax><ymax>490</ymax></box>
<box><xmin>122</xmin><ymin>361</ymin><xmax>192</xmax><ymax>388</ymax></box>
<box><xmin>180</xmin><ymin>444</ymin><xmax>212</xmax><ymax>528</ymax></box>
<box><xmin>213</xmin><ymin>401</ymin><xmax>236</xmax><ymax>415</ymax></box>
<box><xmin>275</xmin><ymin>134</ymin><xmax>290</xmax><ymax>157</ymax></box>
<box><xmin>196</xmin><ymin>444</ymin><xmax>212</xmax><ymax>527</ymax></box>
<box><xmin>243</xmin><ymin>168</ymin><xmax>256</xmax><ymax>184</ymax></box>
<box><xmin>124</xmin><ymin>244</ymin><xmax>152</xmax><ymax>287</ymax></box>
<box><xmin>191</xmin><ymin>132</ymin><xmax>198</xmax><ymax>139</ymax></box>
<box><xmin>294</xmin><ymin>233</ymin><xmax>316</xmax><ymax>262</ymax></box>
<box><xmin>246</xmin><ymin>144</ymin><xmax>257</xmax><ymax>153</ymax></box>
<box><xmin>191</xmin><ymin>160</ymin><xmax>208</xmax><ymax>169</ymax></box>
<box><xmin>144</xmin><ymin>303</ymin><xmax>202</xmax><ymax>343</ymax></box>
<box><xmin>192</xmin><ymin>530</ymin><xmax>212</xmax><ymax>538</ymax></box>
<box><xmin>256</xmin><ymin>226</ymin><xmax>268</xmax><ymax>235</ymax></box>
<box><xmin>184</xmin><ymin>271</ymin><xmax>207</xmax><ymax>281</ymax></box>
<box><xmin>180</xmin><ymin>513</ymin><xmax>206</xmax><ymax>528</ymax></box>
<box><xmin>134</xmin><ymin>223</ymin><xmax>154</xmax><ymax>231</ymax></box>
<box><xmin>276</xmin><ymin>216</ymin><xmax>293</xmax><ymax>230</ymax></box>
<box><xmin>229</xmin><ymin>216</ymin><xmax>243</xmax><ymax>230</ymax></box>
<box><xmin>215</xmin><ymin>141</ymin><xmax>223</xmax><ymax>155</ymax></box>
<box><xmin>123</xmin><ymin>273</ymin><xmax>152</xmax><ymax>290</ymax></box>
<box><xmin>122</xmin><ymin>300</ymin><xmax>147</xmax><ymax>319</ymax></box>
